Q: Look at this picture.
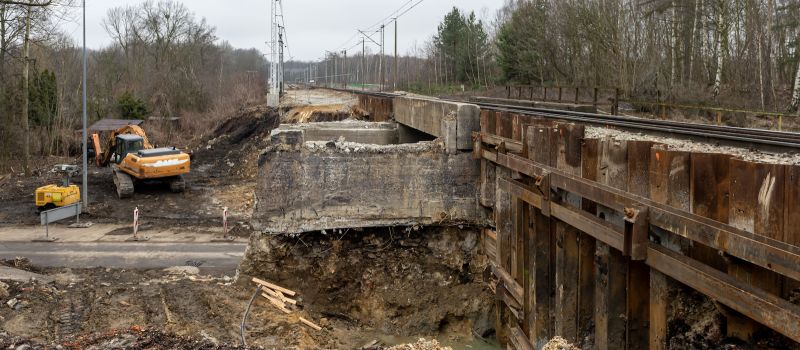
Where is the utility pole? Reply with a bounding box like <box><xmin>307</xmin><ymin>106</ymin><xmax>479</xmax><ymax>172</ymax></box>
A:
<box><xmin>267</xmin><ymin>0</ymin><xmax>280</xmax><ymax>107</ymax></box>
<box><xmin>278</xmin><ymin>27</ymin><xmax>284</xmax><ymax>96</ymax></box>
<box><xmin>342</xmin><ymin>49</ymin><xmax>347</xmax><ymax>88</ymax></box>
<box><xmin>82</xmin><ymin>0</ymin><xmax>88</xmax><ymax>207</ymax></box>
<box><xmin>379</xmin><ymin>24</ymin><xmax>385</xmax><ymax>92</ymax></box>
<box><xmin>393</xmin><ymin>18</ymin><xmax>398</xmax><ymax>91</ymax></box>
<box><xmin>361</xmin><ymin>37</ymin><xmax>365</xmax><ymax>91</ymax></box>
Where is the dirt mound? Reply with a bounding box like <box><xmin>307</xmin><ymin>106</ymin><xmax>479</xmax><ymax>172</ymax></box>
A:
<box><xmin>193</xmin><ymin>105</ymin><xmax>281</xmax><ymax>181</ymax></box>
<box><xmin>283</xmin><ymin>104</ymin><xmax>365</xmax><ymax>123</ymax></box>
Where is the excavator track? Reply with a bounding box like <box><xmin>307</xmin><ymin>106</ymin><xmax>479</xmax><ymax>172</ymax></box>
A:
<box><xmin>169</xmin><ymin>175</ymin><xmax>186</xmax><ymax>193</ymax></box>
<box><xmin>113</xmin><ymin>169</ymin><xmax>135</xmax><ymax>199</ymax></box>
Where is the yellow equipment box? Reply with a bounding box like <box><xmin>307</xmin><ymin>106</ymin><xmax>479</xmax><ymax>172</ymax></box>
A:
<box><xmin>35</xmin><ymin>184</ymin><xmax>80</xmax><ymax>211</ymax></box>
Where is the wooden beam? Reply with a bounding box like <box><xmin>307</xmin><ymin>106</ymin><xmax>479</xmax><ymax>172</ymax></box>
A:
<box><xmin>252</xmin><ymin>277</ymin><xmax>297</xmax><ymax>296</ymax></box>
<box><xmin>481</xmin><ymin>147</ymin><xmax>800</xmax><ymax>282</ymax></box>
<box><xmin>508</xmin><ymin>324</ymin><xmax>536</xmax><ymax>350</ymax></box>
<box><xmin>646</xmin><ymin>244</ymin><xmax>800</xmax><ymax>343</ymax></box>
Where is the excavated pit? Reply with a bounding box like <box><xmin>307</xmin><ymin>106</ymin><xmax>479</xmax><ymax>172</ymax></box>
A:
<box><xmin>237</xmin><ymin>226</ymin><xmax>497</xmax><ymax>348</ymax></box>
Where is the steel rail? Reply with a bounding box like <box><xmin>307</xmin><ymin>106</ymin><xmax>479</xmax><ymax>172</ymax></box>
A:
<box><xmin>326</xmin><ymin>87</ymin><xmax>800</xmax><ymax>148</ymax></box>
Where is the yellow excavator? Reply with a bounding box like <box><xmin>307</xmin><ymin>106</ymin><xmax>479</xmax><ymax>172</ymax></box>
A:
<box><xmin>91</xmin><ymin>125</ymin><xmax>190</xmax><ymax>199</ymax></box>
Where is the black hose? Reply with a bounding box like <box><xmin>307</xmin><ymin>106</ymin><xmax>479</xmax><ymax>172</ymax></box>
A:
<box><xmin>240</xmin><ymin>284</ymin><xmax>263</xmax><ymax>347</ymax></box>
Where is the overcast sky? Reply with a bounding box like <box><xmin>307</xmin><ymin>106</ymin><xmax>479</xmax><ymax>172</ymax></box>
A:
<box><xmin>60</xmin><ymin>0</ymin><xmax>503</xmax><ymax>61</ymax></box>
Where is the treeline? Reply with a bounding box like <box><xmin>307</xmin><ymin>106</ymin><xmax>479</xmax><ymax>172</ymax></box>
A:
<box><xmin>0</xmin><ymin>0</ymin><xmax>267</xmax><ymax>172</ymax></box>
<box><xmin>302</xmin><ymin>7</ymin><xmax>494</xmax><ymax>92</ymax></box>
<box><xmin>495</xmin><ymin>0</ymin><xmax>800</xmax><ymax>111</ymax></box>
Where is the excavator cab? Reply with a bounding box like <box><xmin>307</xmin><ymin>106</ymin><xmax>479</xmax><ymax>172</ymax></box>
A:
<box><xmin>113</xmin><ymin>134</ymin><xmax>146</xmax><ymax>164</ymax></box>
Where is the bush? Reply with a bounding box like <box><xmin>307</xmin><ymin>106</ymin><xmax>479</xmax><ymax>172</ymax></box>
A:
<box><xmin>116</xmin><ymin>92</ymin><xmax>149</xmax><ymax>119</ymax></box>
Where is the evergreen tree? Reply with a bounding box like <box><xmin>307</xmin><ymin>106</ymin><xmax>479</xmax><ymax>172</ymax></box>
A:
<box><xmin>28</xmin><ymin>69</ymin><xmax>57</xmax><ymax>127</ymax></box>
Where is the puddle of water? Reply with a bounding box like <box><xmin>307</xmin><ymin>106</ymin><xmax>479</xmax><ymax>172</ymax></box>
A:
<box><xmin>373</xmin><ymin>334</ymin><xmax>501</xmax><ymax>350</ymax></box>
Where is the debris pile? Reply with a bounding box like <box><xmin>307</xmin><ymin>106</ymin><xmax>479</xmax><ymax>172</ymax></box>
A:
<box><xmin>386</xmin><ymin>338</ymin><xmax>452</xmax><ymax>350</ymax></box>
<box><xmin>250</xmin><ymin>277</ymin><xmax>321</xmax><ymax>331</ymax></box>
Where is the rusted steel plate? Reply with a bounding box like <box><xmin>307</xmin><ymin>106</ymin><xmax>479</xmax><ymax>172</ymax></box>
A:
<box><xmin>647</xmin><ymin>244</ymin><xmax>800</xmax><ymax>344</ymax></box>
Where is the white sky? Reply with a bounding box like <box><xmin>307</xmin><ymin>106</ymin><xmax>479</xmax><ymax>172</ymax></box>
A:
<box><xmin>59</xmin><ymin>0</ymin><xmax>504</xmax><ymax>61</ymax></box>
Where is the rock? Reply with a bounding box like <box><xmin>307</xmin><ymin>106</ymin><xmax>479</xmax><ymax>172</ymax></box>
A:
<box><xmin>6</xmin><ymin>298</ymin><xmax>17</xmax><ymax>309</ymax></box>
<box><xmin>0</xmin><ymin>281</ymin><xmax>9</xmax><ymax>299</ymax></box>
<box><xmin>15</xmin><ymin>345</ymin><xmax>31</xmax><ymax>350</ymax></box>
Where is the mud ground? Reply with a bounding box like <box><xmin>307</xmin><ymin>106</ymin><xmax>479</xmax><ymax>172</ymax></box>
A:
<box><xmin>0</xmin><ymin>88</ymin><xmax>497</xmax><ymax>349</ymax></box>
<box><xmin>0</xmin><ymin>225</ymin><xmax>495</xmax><ymax>349</ymax></box>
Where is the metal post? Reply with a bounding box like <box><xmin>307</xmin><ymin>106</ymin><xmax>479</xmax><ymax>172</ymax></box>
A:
<box><xmin>361</xmin><ymin>37</ymin><xmax>365</xmax><ymax>91</ymax></box>
<box><xmin>394</xmin><ymin>18</ymin><xmax>398</xmax><ymax>91</ymax></box>
<box><xmin>81</xmin><ymin>0</ymin><xmax>88</xmax><ymax>208</ymax></box>
<box><xmin>343</xmin><ymin>49</ymin><xmax>347</xmax><ymax>88</ymax></box>
<box><xmin>380</xmin><ymin>24</ymin><xmax>385</xmax><ymax>92</ymax></box>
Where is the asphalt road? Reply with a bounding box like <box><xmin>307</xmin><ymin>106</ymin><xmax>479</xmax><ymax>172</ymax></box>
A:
<box><xmin>0</xmin><ymin>242</ymin><xmax>248</xmax><ymax>274</ymax></box>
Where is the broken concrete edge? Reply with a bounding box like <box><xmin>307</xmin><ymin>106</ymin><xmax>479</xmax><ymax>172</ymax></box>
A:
<box><xmin>391</xmin><ymin>96</ymin><xmax>480</xmax><ymax>152</ymax></box>
<box><xmin>253</xmin><ymin>218</ymin><xmax>482</xmax><ymax>236</ymax></box>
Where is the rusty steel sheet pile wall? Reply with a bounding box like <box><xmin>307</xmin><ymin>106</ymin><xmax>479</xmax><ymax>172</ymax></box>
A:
<box><xmin>475</xmin><ymin>109</ymin><xmax>800</xmax><ymax>349</ymax></box>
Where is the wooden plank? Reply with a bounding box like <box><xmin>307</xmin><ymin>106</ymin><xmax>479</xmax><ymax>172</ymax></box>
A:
<box><xmin>499</xmin><ymin>111</ymin><xmax>514</xmax><ymax>139</ymax></box>
<box><xmin>498</xmin><ymin>177</ymin><xmax>543</xmax><ymax>209</ymax></box>
<box><xmin>594</xmin><ymin>138</ymin><xmax>628</xmax><ymax>350</ymax></box>
<box><xmin>551</xmin><ymin>203</ymin><xmax>624</xmax><ymax>251</ymax></box>
<box><xmin>626</xmin><ymin>141</ymin><xmax>651</xmax><ymax>350</ymax></box>
<box><xmin>553</xmin><ymin>123</ymin><xmax>583</xmax><ymax>343</ymax></box>
<box><xmin>784</xmin><ymin>165</ymin><xmax>800</xmax><ymax>296</ymax></box>
<box><xmin>647</xmin><ymin>244</ymin><xmax>800</xmax><ymax>344</ymax></box>
<box><xmin>482</xmin><ymin>147</ymin><xmax>800</xmax><ymax>282</ymax></box>
<box><xmin>647</xmin><ymin>147</ymin><xmax>691</xmax><ymax>350</ymax></box>
<box><xmin>727</xmin><ymin>159</ymin><xmax>786</xmax><ymax>341</ymax></box>
<box><xmin>690</xmin><ymin>153</ymin><xmax>731</xmax><ymax>271</ymax></box>
<box><xmin>513</xmin><ymin>198</ymin><xmax>525</xmax><ymax>283</ymax></box>
<box><xmin>299</xmin><ymin>317</ymin><xmax>322</xmax><ymax>331</ymax></box>
<box><xmin>491</xmin><ymin>262</ymin><xmax>524</xmax><ymax>304</ymax></box>
<box><xmin>509</xmin><ymin>324</ymin><xmax>535</xmax><ymax>350</ymax></box>
<box><xmin>252</xmin><ymin>277</ymin><xmax>297</xmax><ymax>296</ymax></box>
<box><xmin>578</xmin><ymin>139</ymin><xmax>599</xmax><ymax>345</ymax></box>
<box><xmin>480</xmin><ymin>160</ymin><xmax>497</xmax><ymax>208</ymax></box>
<box><xmin>649</xmin><ymin>270</ymin><xmax>669</xmax><ymax>350</ymax></box>
<box><xmin>481</xmin><ymin>109</ymin><xmax>496</xmax><ymax>135</ymax></box>
<box><xmin>496</xmin><ymin>166</ymin><xmax>514</xmax><ymax>270</ymax></box>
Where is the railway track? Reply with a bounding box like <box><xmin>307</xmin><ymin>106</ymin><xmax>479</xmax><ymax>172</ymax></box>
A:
<box><xmin>331</xmin><ymin>87</ymin><xmax>800</xmax><ymax>149</ymax></box>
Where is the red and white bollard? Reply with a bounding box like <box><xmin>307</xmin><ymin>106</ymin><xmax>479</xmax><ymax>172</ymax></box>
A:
<box><xmin>132</xmin><ymin>206</ymin><xmax>140</xmax><ymax>240</ymax></box>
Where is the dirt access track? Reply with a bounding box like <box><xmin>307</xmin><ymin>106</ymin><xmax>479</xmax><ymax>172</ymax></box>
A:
<box><xmin>0</xmin><ymin>88</ymin><xmax>497</xmax><ymax>349</ymax></box>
